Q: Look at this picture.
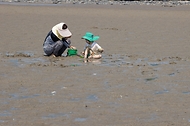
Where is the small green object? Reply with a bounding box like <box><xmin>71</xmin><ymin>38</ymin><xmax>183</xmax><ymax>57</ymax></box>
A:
<box><xmin>67</xmin><ymin>49</ymin><xmax>77</xmax><ymax>56</ymax></box>
<box><xmin>77</xmin><ymin>54</ymin><xmax>84</xmax><ymax>58</ymax></box>
<box><xmin>145</xmin><ymin>77</ymin><xmax>157</xmax><ymax>82</ymax></box>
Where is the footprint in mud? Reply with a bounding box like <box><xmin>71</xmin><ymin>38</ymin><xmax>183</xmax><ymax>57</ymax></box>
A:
<box><xmin>91</xmin><ymin>26</ymin><xmax>118</xmax><ymax>31</ymax></box>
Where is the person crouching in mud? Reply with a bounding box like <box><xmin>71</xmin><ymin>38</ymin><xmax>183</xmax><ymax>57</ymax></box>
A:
<box><xmin>81</xmin><ymin>32</ymin><xmax>104</xmax><ymax>63</ymax></box>
<box><xmin>43</xmin><ymin>22</ymin><xmax>76</xmax><ymax>57</ymax></box>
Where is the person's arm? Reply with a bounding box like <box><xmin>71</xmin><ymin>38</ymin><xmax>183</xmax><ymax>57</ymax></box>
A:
<box><xmin>70</xmin><ymin>46</ymin><xmax>76</xmax><ymax>49</ymax></box>
<box><xmin>95</xmin><ymin>43</ymin><xmax>104</xmax><ymax>53</ymax></box>
<box><xmin>62</xmin><ymin>39</ymin><xmax>76</xmax><ymax>49</ymax></box>
<box><xmin>63</xmin><ymin>41</ymin><xmax>70</xmax><ymax>48</ymax></box>
<box><xmin>84</xmin><ymin>48</ymin><xmax>89</xmax><ymax>59</ymax></box>
<box><xmin>81</xmin><ymin>44</ymin><xmax>88</xmax><ymax>55</ymax></box>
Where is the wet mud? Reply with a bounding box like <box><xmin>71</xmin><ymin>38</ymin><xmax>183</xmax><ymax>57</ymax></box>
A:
<box><xmin>1</xmin><ymin>51</ymin><xmax>190</xmax><ymax>125</ymax></box>
<box><xmin>1</xmin><ymin>4</ymin><xmax>190</xmax><ymax>126</ymax></box>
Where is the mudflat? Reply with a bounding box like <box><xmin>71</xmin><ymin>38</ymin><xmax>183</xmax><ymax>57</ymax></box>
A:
<box><xmin>0</xmin><ymin>3</ymin><xmax>190</xmax><ymax>126</ymax></box>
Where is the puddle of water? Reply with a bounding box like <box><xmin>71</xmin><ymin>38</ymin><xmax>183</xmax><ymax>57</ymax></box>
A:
<box><xmin>74</xmin><ymin>117</ymin><xmax>87</xmax><ymax>122</ymax></box>
<box><xmin>0</xmin><ymin>111</ymin><xmax>11</xmax><ymax>117</ymax></box>
<box><xmin>87</xmin><ymin>94</ymin><xmax>98</xmax><ymax>101</ymax></box>
<box><xmin>155</xmin><ymin>89</ymin><xmax>169</xmax><ymax>95</ymax></box>
<box><xmin>21</xmin><ymin>58</ymin><xmax>48</xmax><ymax>64</ymax></box>
<box><xmin>9</xmin><ymin>59</ymin><xmax>21</xmax><ymax>67</ymax></box>
<box><xmin>10</xmin><ymin>94</ymin><xmax>40</xmax><ymax>99</ymax></box>
<box><xmin>182</xmin><ymin>91</ymin><xmax>190</xmax><ymax>94</ymax></box>
<box><xmin>8</xmin><ymin>57</ymin><xmax>49</xmax><ymax>67</ymax></box>
<box><xmin>147</xmin><ymin>62</ymin><xmax>169</xmax><ymax>66</ymax></box>
<box><xmin>149</xmin><ymin>63</ymin><xmax>159</xmax><ymax>66</ymax></box>
<box><xmin>135</xmin><ymin>58</ymin><xmax>143</xmax><ymax>63</ymax></box>
<box><xmin>70</xmin><ymin>98</ymin><xmax>81</xmax><ymax>102</ymax></box>
<box><xmin>42</xmin><ymin>113</ymin><xmax>69</xmax><ymax>119</ymax></box>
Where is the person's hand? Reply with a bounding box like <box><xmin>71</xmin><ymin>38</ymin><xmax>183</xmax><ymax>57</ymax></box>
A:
<box><xmin>70</xmin><ymin>46</ymin><xmax>76</xmax><ymax>50</ymax></box>
<box><xmin>98</xmin><ymin>48</ymin><xmax>104</xmax><ymax>53</ymax></box>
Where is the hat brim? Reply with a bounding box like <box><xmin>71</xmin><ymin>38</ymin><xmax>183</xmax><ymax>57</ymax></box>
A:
<box><xmin>58</xmin><ymin>28</ymin><xmax>72</xmax><ymax>38</ymax></box>
<box><xmin>82</xmin><ymin>36</ymin><xmax>99</xmax><ymax>42</ymax></box>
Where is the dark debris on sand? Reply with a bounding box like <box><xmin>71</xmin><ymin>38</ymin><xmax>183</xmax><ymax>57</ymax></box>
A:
<box><xmin>1</xmin><ymin>0</ymin><xmax>190</xmax><ymax>6</ymax></box>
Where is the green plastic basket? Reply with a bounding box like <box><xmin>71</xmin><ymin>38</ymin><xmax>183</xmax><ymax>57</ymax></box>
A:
<box><xmin>67</xmin><ymin>49</ymin><xmax>77</xmax><ymax>56</ymax></box>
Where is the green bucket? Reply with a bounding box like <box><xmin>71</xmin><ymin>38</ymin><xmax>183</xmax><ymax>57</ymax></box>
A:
<box><xmin>67</xmin><ymin>49</ymin><xmax>77</xmax><ymax>56</ymax></box>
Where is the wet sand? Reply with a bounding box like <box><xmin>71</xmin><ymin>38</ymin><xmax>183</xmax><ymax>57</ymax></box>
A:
<box><xmin>0</xmin><ymin>3</ymin><xmax>190</xmax><ymax>126</ymax></box>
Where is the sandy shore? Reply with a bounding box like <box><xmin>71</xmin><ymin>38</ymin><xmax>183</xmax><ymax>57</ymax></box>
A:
<box><xmin>0</xmin><ymin>3</ymin><xmax>190</xmax><ymax>126</ymax></box>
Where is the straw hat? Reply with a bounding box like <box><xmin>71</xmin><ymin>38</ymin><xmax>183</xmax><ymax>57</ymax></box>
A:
<box><xmin>82</xmin><ymin>32</ymin><xmax>99</xmax><ymax>42</ymax></box>
<box><xmin>52</xmin><ymin>22</ymin><xmax>72</xmax><ymax>38</ymax></box>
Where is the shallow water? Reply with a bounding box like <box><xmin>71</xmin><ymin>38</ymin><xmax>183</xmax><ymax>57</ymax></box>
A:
<box><xmin>2</xmin><ymin>51</ymin><xmax>188</xmax><ymax>68</ymax></box>
<box><xmin>42</xmin><ymin>113</ymin><xmax>69</xmax><ymax>119</ymax></box>
<box><xmin>74</xmin><ymin>117</ymin><xmax>87</xmax><ymax>122</ymax></box>
<box><xmin>1</xmin><ymin>51</ymin><xmax>190</xmax><ymax>124</ymax></box>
